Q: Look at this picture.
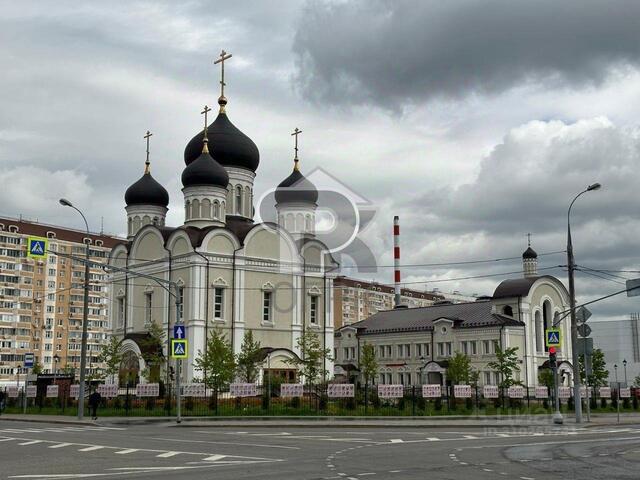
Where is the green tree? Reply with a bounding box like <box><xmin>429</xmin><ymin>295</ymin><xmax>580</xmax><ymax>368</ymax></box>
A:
<box><xmin>487</xmin><ymin>345</ymin><xmax>521</xmax><ymax>389</ymax></box>
<box><xmin>194</xmin><ymin>330</ymin><xmax>236</xmax><ymax>391</ymax></box>
<box><xmin>578</xmin><ymin>348</ymin><xmax>609</xmax><ymax>387</ymax></box>
<box><xmin>236</xmin><ymin>330</ymin><xmax>262</xmax><ymax>383</ymax></box>
<box><xmin>138</xmin><ymin>321</ymin><xmax>165</xmax><ymax>383</ymax></box>
<box><xmin>538</xmin><ymin>368</ymin><xmax>554</xmax><ymax>390</ymax></box>
<box><xmin>96</xmin><ymin>337</ymin><xmax>124</xmax><ymax>382</ymax></box>
<box><xmin>286</xmin><ymin>327</ymin><xmax>332</xmax><ymax>385</ymax></box>
<box><xmin>31</xmin><ymin>358</ymin><xmax>43</xmax><ymax>375</ymax></box>
<box><xmin>446</xmin><ymin>352</ymin><xmax>472</xmax><ymax>385</ymax></box>
<box><xmin>359</xmin><ymin>343</ymin><xmax>378</xmax><ymax>388</ymax></box>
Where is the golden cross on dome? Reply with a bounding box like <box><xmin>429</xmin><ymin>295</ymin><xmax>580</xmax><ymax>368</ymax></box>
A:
<box><xmin>527</xmin><ymin>232</ymin><xmax>532</xmax><ymax>247</ymax></box>
<box><xmin>291</xmin><ymin>127</ymin><xmax>302</xmax><ymax>170</ymax></box>
<box><xmin>143</xmin><ymin>130</ymin><xmax>153</xmax><ymax>174</ymax></box>
<box><xmin>214</xmin><ymin>49</ymin><xmax>233</xmax><ymax>111</ymax></box>
<box><xmin>201</xmin><ymin>105</ymin><xmax>212</xmax><ymax>153</ymax></box>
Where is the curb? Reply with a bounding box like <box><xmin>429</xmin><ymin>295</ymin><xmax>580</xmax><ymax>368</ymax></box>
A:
<box><xmin>0</xmin><ymin>417</ymin><xmax>97</xmax><ymax>427</ymax></box>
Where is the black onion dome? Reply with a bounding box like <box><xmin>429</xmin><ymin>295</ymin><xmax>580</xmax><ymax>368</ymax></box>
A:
<box><xmin>184</xmin><ymin>113</ymin><xmax>259</xmax><ymax>172</ymax></box>
<box><xmin>181</xmin><ymin>149</ymin><xmax>229</xmax><ymax>188</ymax></box>
<box><xmin>523</xmin><ymin>246</ymin><xmax>538</xmax><ymax>259</ymax></box>
<box><xmin>275</xmin><ymin>168</ymin><xmax>318</xmax><ymax>205</ymax></box>
<box><xmin>125</xmin><ymin>172</ymin><xmax>169</xmax><ymax>207</ymax></box>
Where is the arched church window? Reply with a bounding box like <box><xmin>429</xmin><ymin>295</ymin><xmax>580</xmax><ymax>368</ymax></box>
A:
<box><xmin>235</xmin><ymin>186</ymin><xmax>243</xmax><ymax>215</ymax></box>
<box><xmin>305</xmin><ymin>214</ymin><xmax>312</xmax><ymax>231</ymax></box>
<box><xmin>201</xmin><ymin>199</ymin><xmax>211</xmax><ymax>219</ymax></box>
<box><xmin>192</xmin><ymin>199</ymin><xmax>201</xmax><ymax>219</ymax></box>
<box><xmin>213</xmin><ymin>201</ymin><xmax>220</xmax><ymax>219</ymax></box>
<box><xmin>185</xmin><ymin>200</ymin><xmax>191</xmax><ymax>220</ymax></box>
<box><xmin>502</xmin><ymin>305</ymin><xmax>513</xmax><ymax>317</ymax></box>
<box><xmin>296</xmin><ymin>213</ymin><xmax>304</xmax><ymax>231</ymax></box>
<box><xmin>542</xmin><ymin>300</ymin><xmax>551</xmax><ymax>352</ymax></box>
<box><xmin>535</xmin><ymin>310</ymin><xmax>543</xmax><ymax>353</ymax></box>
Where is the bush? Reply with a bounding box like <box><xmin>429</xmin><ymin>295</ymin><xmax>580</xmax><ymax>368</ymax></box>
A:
<box><xmin>184</xmin><ymin>397</ymin><xmax>194</xmax><ymax>411</ymax></box>
<box><xmin>372</xmin><ymin>393</ymin><xmax>381</xmax><ymax>409</ymax></box>
<box><xmin>434</xmin><ymin>398</ymin><xmax>442</xmax><ymax>411</ymax></box>
<box><xmin>416</xmin><ymin>395</ymin><xmax>426</xmax><ymax>411</ymax></box>
<box><xmin>289</xmin><ymin>396</ymin><xmax>301</xmax><ymax>409</ymax></box>
<box><xmin>319</xmin><ymin>394</ymin><xmax>328</xmax><ymax>411</ymax></box>
<box><xmin>568</xmin><ymin>397</ymin><xmax>574</xmax><ymax>410</ymax></box>
<box><xmin>145</xmin><ymin>397</ymin><xmax>155</xmax><ymax>411</ymax></box>
<box><xmin>623</xmin><ymin>398</ymin><xmax>631</xmax><ymax>409</ymax></box>
<box><xmin>542</xmin><ymin>399</ymin><xmax>549</xmax><ymax>409</ymax></box>
<box><xmin>465</xmin><ymin>398</ymin><xmax>473</xmax><ymax>410</ymax></box>
<box><xmin>633</xmin><ymin>396</ymin><xmax>639</xmax><ymax>410</ymax></box>
<box><xmin>600</xmin><ymin>397</ymin><xmax>607</xmax><ymax>409</ymax></box>
<box><xmin>345</xmin><ymin>397</ymin><xmax>356</xmax><ymax>410</ymax></box>
<box><xmin>397</xmin><ymin>396</ymin><xmax>406</xmax><ymax>410</ymax></box>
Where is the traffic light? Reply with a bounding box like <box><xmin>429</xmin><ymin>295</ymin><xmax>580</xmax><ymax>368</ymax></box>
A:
<box><xmin>549</xmin><ymin>346</ymin><xmax>557</xmax><ymax>368</ymax></box>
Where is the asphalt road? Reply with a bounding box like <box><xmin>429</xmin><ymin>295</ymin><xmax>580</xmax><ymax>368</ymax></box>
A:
<box><xmin>1</xmin><ymin>420</ymin><xmax>640</xmax><ymax>479</ymax></box>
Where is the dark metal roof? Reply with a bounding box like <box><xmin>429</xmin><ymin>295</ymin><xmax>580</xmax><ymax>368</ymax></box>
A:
<box><xmin>124</xmin><ymin>172</ymin><xmax>169</xmax><ymax>207</ymax></box>
<box><xmin>184</xmin><ymin>112</ymin><xmax>260</xmax><ymax>172</ymax></box>
<box><xmin>181</xmin><ymin>149</ymin><xmax>229</xmax><ymax>188</ymax></box>
<box><xmin>522</xmin><ymin>246</ymin><xmax>538</xmax><ymax>259</ymax></box>
<box><xmin>346</xmin><ymin>301</ymin><xmax>523</xmax><ymax>335</ymax></box>
<box><xmin>275</xmin><ymin>168</ymin><xmax>318</xmax><ymax>205</ymax></box>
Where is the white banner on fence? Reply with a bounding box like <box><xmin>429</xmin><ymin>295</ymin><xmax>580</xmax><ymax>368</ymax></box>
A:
<box><xmin>483</xmin><ymin>385</ymin><xmax>499</xmax><ymax>399</ymax></box>
<box><xmin>620</xmin><ymin>387</ymin><xmax>631</xmax><ymax>398</ymax></box>
<box><xmin>230</xmin><ymin>383</ymin><xmax>257</xmax><ymax>397</ymax></box>
<box><xmin>280</xmin><ymin>383</ymin><xmax>304</xmax><ymax>398</ymax></box>
<box><xmin>46</xmin><ymin>385</ymin><xmax>59</xmax><ymax>398</ymax></box>
<box><xmin>508</xmin><ymin>386</ymin><xmax>525</xmax><ymax>399</ymax></box>
<box><xmin>558</xmin><ymin>386</ymin><xmax>571</xmax><ymax>399</ymax></box>
<box><xmin>378</xmin><ymin>384</ymin><xmax>404</xmax><ymax>399</ymax></box>
<box><xmin>98</xmin><ymin>384</ymin><xmax>118</xmax><ymax>398</ymax></box>
<box><xmin>6</xmin><ymin>386</ymin><xmax>19</xmax><ymax>398</ymax></box>
<box><xmin>327</xmin><ymin>384</ymin><xmax>355</xmax><ymax>398</ymax></box>
<box><xmin>422</xmin><ymin>384</ymin><xmax>442</xmax><ymax>398</ymax></box>
<box><xmin>599</xmin><ymin>386</ymin><xmax>611</xmax><ymax>398</ymax></box>
<box><xmin>535</xmin><ymin>386</ymin><xmax>549</xmax><ymax>399</ymax></box>
<box><xmin>182</xmin><ymin>383</ymin><xmax>206</xmax><ymax>397</ymax></box>
<box><xmin>136</xmin><ymin>383</ymin><xmax>159</xmax><ymax>397</ymax></box>
<box><xmin>70</xmin><ymin>385</ymin><xmax>80</xmax><ymax>399</ymax></box>
<box><xmin>579</xmin><ymin>386</ymin><xmax>593</xmax><ymax>398</ymax></box>
<box><xmin>26</xmin><ymin>386</ymin><xmax>37</xmax><ymax>398</ymax></box>
<box><xmin>454</xmin><ymin>385</ymin><xmax>472</xmax><ymax>398</ymax></box>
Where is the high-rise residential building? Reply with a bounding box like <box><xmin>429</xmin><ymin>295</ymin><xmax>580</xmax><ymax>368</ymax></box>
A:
<box><xmin>0</xmin><ymin>216</ymin><xmax>122</xmax><ymax>387</ymax></box>
<box><xmin>333</xmin><ymin>276</ymin><xmax>444</xmax><ymax>328</ymax></box>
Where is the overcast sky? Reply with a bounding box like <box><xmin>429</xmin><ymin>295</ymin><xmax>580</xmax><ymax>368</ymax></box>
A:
<box><xmin>1</xmin><ymin>0</ymin><xmax>639</xmax><ymax>321</ymax></box>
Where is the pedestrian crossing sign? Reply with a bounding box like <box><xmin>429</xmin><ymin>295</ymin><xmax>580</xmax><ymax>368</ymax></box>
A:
<box><xmin>171</xmin><ymin>339</ymin><xmax>188</xmax><ymax>359</ymax></box>
<box><xmin>545</xmin><ymin>328</ymin><xmax>562</xmax><ymax>348</ymax></box>
<box><xmin>27</xmin><ymin>236</ymin><xmax>48</xmax><ymax>258</ymax></box>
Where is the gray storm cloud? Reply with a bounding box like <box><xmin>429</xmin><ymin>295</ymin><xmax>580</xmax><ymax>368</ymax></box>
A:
<box><xmin>293</xmin><ymin>0</ymin><xmax>640</xmax><ymax>108</ymax></box>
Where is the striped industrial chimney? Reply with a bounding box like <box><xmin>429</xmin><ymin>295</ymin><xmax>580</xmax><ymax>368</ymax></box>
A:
<box><xmin>393</xmin><ymin>216</ymin><xmax>401</xmax><ymax>307</ymax></box>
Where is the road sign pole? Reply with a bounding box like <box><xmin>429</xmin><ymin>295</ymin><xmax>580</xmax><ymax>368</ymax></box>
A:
<box><xmin>174</xmin><ymin>284</ymin><xmax>182</xmax><ymax>425</ymax></box>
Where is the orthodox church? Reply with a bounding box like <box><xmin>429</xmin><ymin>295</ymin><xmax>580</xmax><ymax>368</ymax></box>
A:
<box><xmin>108</xmin><ymin>53</ymin><xmax>337</xmax><ymax>385</ymax></box>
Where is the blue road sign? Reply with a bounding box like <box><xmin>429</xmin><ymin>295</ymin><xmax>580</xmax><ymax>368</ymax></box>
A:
<box><xmin>173</xmin><ymin>325</ymin><xmax>186</xmax><ymax>339</ymax></box>
<box><xmin>24</xmin><ymin>353</ymin><xmax>34</xmax><ymax>368</ymax></box>
<box><xmin>546</xmin><ymin>328</ymin><xmax>562</xmax><ymax>347</ymax></box>
<box><xmin>27</xmin><ymin>237</ymin><xmax>47</xmax><ymax>258</ymax></box>
<box><xmin>171</xmin><ymin>339</ymin><xmax>188</xmax><ymax>359</ymax></box>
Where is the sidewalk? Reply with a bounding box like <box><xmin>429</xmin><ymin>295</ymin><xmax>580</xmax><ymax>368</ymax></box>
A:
<box><xmin>1</xmin><ymin>413</ymin><xmax>639</xmax><ymax>428</ymax></box>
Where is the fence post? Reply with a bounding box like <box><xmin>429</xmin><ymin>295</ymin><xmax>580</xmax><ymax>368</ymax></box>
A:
<box><xmin>412</xmin><ymin>386</ymin><xmax>416</xmax><ymax>416</ymax></box>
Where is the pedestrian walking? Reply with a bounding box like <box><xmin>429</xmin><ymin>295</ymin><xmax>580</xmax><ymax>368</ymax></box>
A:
<box><xmin>88</xmin><ymin>389</ymin><xmax>102</xmax><ymax>420</ymax></box>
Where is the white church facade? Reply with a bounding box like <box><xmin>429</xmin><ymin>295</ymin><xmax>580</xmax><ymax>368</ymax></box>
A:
<box><xmin>108</xmin><ymin>57</ymin><xmax>336</xmax><ymax>385</ymax></box>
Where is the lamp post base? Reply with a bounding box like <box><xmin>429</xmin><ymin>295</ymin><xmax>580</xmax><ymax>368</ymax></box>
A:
<box><xmin>553</xmin><ymin>412</ymin><xmax>564</xmax><ymax>425</ymax></box>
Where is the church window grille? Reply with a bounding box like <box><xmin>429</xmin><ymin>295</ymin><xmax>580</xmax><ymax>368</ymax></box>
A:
<box><xmin>262</xmin><ymin>291</ymin><xmax>272</xmax><ymax>323</ymax></box>
<box><xmin>144</xmin><ymin>292</ymin><xmax>152</xmax><ymax>326</ymax></box>
<box><xmin>214</xmin><ymin>287</ymin><xmax>224</xmax><ymax>319</ymax></box>
<box><xmin>309</xmin><ymin>295</ymin><xmax>318</xmax><ymax>324</ymax></box>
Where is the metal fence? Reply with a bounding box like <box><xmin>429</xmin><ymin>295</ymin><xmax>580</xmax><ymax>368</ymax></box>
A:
<box><xmin>1</xmin><ymin>385</ymin><xmax>638</xmax><ymax>417</ymax></box>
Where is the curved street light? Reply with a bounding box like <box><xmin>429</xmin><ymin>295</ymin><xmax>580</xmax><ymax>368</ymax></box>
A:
<box><xmin>59</xmin><ymin>198</ymin><xmax>91</xmax><ymax>420</ymax></box>
<box><xmin>567</xmin><ymin>183</ymin><xmax>601</xmax><ymax>424</ymax></box>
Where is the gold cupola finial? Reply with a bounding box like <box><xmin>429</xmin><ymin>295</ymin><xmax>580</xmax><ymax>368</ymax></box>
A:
<box><xmin>201</xmin><ymin>105</ymin><xmax>212</xmax><ymax>153</ymax></box>
<box><xmin>214</xmin><ymin>49</ymin><xmax>233</xmax><ymax>113</ymax></box>
<box><xmin>143</xmin><ymin>130</ymin><xmax>153</xmax><ymax>174</ymax></box>
<box><xmin>291</xmin><ymin>127</ymin><xmax>302</xmax><ymax>171</ymax></box>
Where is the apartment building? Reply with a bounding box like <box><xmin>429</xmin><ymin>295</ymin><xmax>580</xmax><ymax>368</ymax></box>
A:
<box><xmin>333</xmin><ymin>276</ymin><xmax>443</xmax><ymax>329</ymax></box>
<box><xmin>0</xmin><ymin>217</ymin><xmax>122</xmax><ymax>386</ymax></box>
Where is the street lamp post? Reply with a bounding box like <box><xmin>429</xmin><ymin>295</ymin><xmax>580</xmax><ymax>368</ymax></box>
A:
<box><xmin>614</xmin><ymin>364</ymin><xmax>620</xmax><ymax>424</ymax></box>
<box><xmin>623</xmin><ymin>359</ymin><xmax>628</xmax><ymax>387</ymax></box>
<box><xmin>59</xmin><ymin>198</ymin><xmax>91</xmax><ymax>420</ymax></box>
<box><xmin>53</xmin><ymin>354</ymin><xmax>60</xmax><ymax>408</ymax></box>
<box><xmin>567</xmin><ymin>183</ymin><xmax>601</xmax><ymax>424</ymax></box>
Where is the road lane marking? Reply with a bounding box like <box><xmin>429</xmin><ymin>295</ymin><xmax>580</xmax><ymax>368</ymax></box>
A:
<box><xmin>18</xmin><ymin>440</ymin><xmax>42</xmax><ymax>445</ymax></box>
<box><xmin>159</xmin><ymin>436</ymin><xmax>300</xmax><ymax>450</ymax></box>
<box><xmin>204</xmin><ymin>454</ymin><xmax>227</xmax><ymax>462</ymax></box>
<box><xmin>114</xmin><ymin>449</ymin><xmax>138</xmax><ymax>455</ymax></box>
<box><xmin>389</xmin><ymin>439</ymin><xmax>403</xmax><ymax>443</ymax></box>
<box><xmin>79</xmin><ymin>446</ymin><xmax>105</xmax><ymax>452</ymax></box>
<box><xmin>49</xmin><ymin>443</ymin><xmax>72</xmax><ymax>449</ymax></box>
<box><xmin>156</xmin><ymin>451</ymin><xmax>181</xmax><ymax>458</ymax></box>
